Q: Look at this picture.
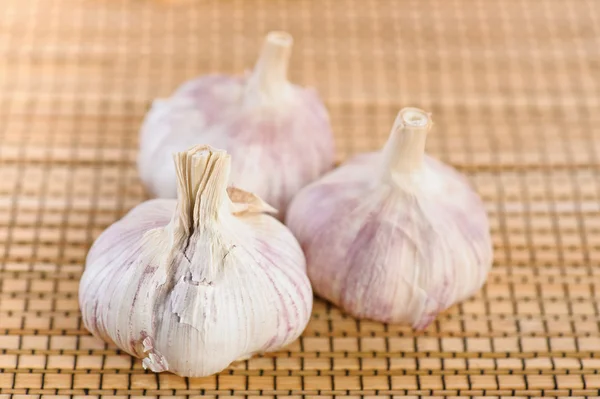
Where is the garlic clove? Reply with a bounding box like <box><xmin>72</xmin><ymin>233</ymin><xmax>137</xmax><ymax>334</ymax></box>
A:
<box><xmin>138</xmin><ymin>32</ymin><xmax>335</xmax><ymax>219</ymax></box>
<box><xmin>286</xmin><ymin>108</ymin><xmax>492</xmax><ymax>330</ymax></box>
<box><xmin>80</xmin><ymin>145</ymin><xmax>313</xmax><ymax>377</ymax></box>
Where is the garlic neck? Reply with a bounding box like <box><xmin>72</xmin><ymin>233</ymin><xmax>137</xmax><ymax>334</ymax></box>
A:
<box><xmin>244</xmin><ymin>31</ymin><xmax>293</xmax><ymax>106</ymax></box>
<box><xmin>171</xmin><ymin>145</ymin><xmax>231</xmax><ymax>239</ymax></box>
<box><xmin>380</xmin><ymin>108</ymin><xmax>432</xmax><ymax>180</ymax></box>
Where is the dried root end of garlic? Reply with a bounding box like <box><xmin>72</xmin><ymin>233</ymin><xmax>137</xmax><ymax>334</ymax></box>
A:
<box><xmin>137</xmin><ymin>31</ymin><xmax>335</xmax><ymax>218</ymax></box>
<box><xmin>286</xmin><ymin>108</ymin><xmax>492</xmax><ymax>330</ymax></box>
<box><xmin>80</xmin><ymin>145</ymin><xmax>313</xmax><ymax>377</ymax></box>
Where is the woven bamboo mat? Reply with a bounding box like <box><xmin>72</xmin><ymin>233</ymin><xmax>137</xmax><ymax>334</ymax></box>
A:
<box><xmin>1</xmin><ymin>0</ymin><xmax>600</xmax><ymax>397</ymax></box>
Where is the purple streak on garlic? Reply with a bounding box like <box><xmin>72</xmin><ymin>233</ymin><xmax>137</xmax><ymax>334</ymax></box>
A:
<box><xmin>80</xmin><ymin>145</ymin><xmax>312</xmax><ymax>377</ymax></box>
<box><xmin>286</xmin><ymin>108</ymin><xmax>492</xmax><ymax>330</ymax></box>
<box><xmin>138</xmin><ymin>31</ymin><xmax>335</xmax><ymax>219</ymax></box>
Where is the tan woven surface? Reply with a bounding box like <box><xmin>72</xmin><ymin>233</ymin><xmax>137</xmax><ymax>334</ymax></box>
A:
<box><xmin>1</xmin><ymin>0</ymin><xmax>600</xmax><ymax>397</ymax></box>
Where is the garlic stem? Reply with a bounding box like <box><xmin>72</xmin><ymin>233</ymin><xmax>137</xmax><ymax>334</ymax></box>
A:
<box><xmin>245</xmin><ymin>31</ymin><xmax>293</xmax><ymax>104</ymax></box>
<box><xmin>172</xmin><ymin>145</ymin><xmax>231</xmax><ymax>236</ymax></box>
<box><xmin>381</xmin><ymin>107</ymin><xmax>432</xmax><ymax>177</ymax></box>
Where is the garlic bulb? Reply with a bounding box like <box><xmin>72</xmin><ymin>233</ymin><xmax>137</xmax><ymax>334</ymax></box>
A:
<box><xmin>80</xmin><ymin>145</ymin><xmax>313</xmax><ymax>377</ymax></box>
<box><xmin>286</xmin><ymin>108</ymin><xmax>492</xmax><ymax>330</ymax></box>
<box><xmin>138</xmin><ymin>31</ymin><xmax>335</xmax><ymax>218</ymax></box>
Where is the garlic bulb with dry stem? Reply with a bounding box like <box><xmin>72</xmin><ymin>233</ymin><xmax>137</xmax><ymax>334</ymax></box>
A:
<box><xmin>286</xmin><ymin>108</ymin><xmax>492</xmax><ymax>330</ymax></box>
<box><xmin>80</xmin><ymin>145</ymin><xmax>312</xmax><ymax>377</ymax></box>
<box><xmin>138</xmin><ymin>31</ymin><xmax>335</xmax><ymax>218</ymax></box>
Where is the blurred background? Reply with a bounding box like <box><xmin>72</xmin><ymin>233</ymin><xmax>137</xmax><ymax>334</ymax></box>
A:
<box><xmin>1</xmin><ymin>0</ymin><xmax>600</xmax><ymax>396</ymax></box>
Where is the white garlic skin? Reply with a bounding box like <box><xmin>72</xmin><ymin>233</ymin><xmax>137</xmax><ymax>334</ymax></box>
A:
<box><xmin>80</xmin><ymin>146</ymin><xmax>312</xmax><ymax>377</ymax></box>
<box><xmin>286</xmin><ymin>108</ymin><xmax>492</xmax><ymax>330</ymax></box>
<box><xmin>138</xmin><ymin>32</ymin><xmax>334</xmax><ymax>217</ymax></box>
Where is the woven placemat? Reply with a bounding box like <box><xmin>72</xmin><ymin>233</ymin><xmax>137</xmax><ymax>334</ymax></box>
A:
<box><xmin>1</xmin><ymin>0</ymin><xmax>600</xmax><ymax>397</ymax></box>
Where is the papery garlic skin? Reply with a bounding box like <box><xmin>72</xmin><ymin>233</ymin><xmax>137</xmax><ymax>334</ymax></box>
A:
<box><xmin>80</xmin><ymin>145</ymin><xmax>312</xmax><ymax>377</ymax></box>
<box><xmin>138</xmin><ymin>31</ymin><xmax>334</xmax><ymax>218</ymax></box>
<box><xmin>286</xmin><ymin>108</ymin><xmax>492</xmax><ymax>330</ymax></box>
